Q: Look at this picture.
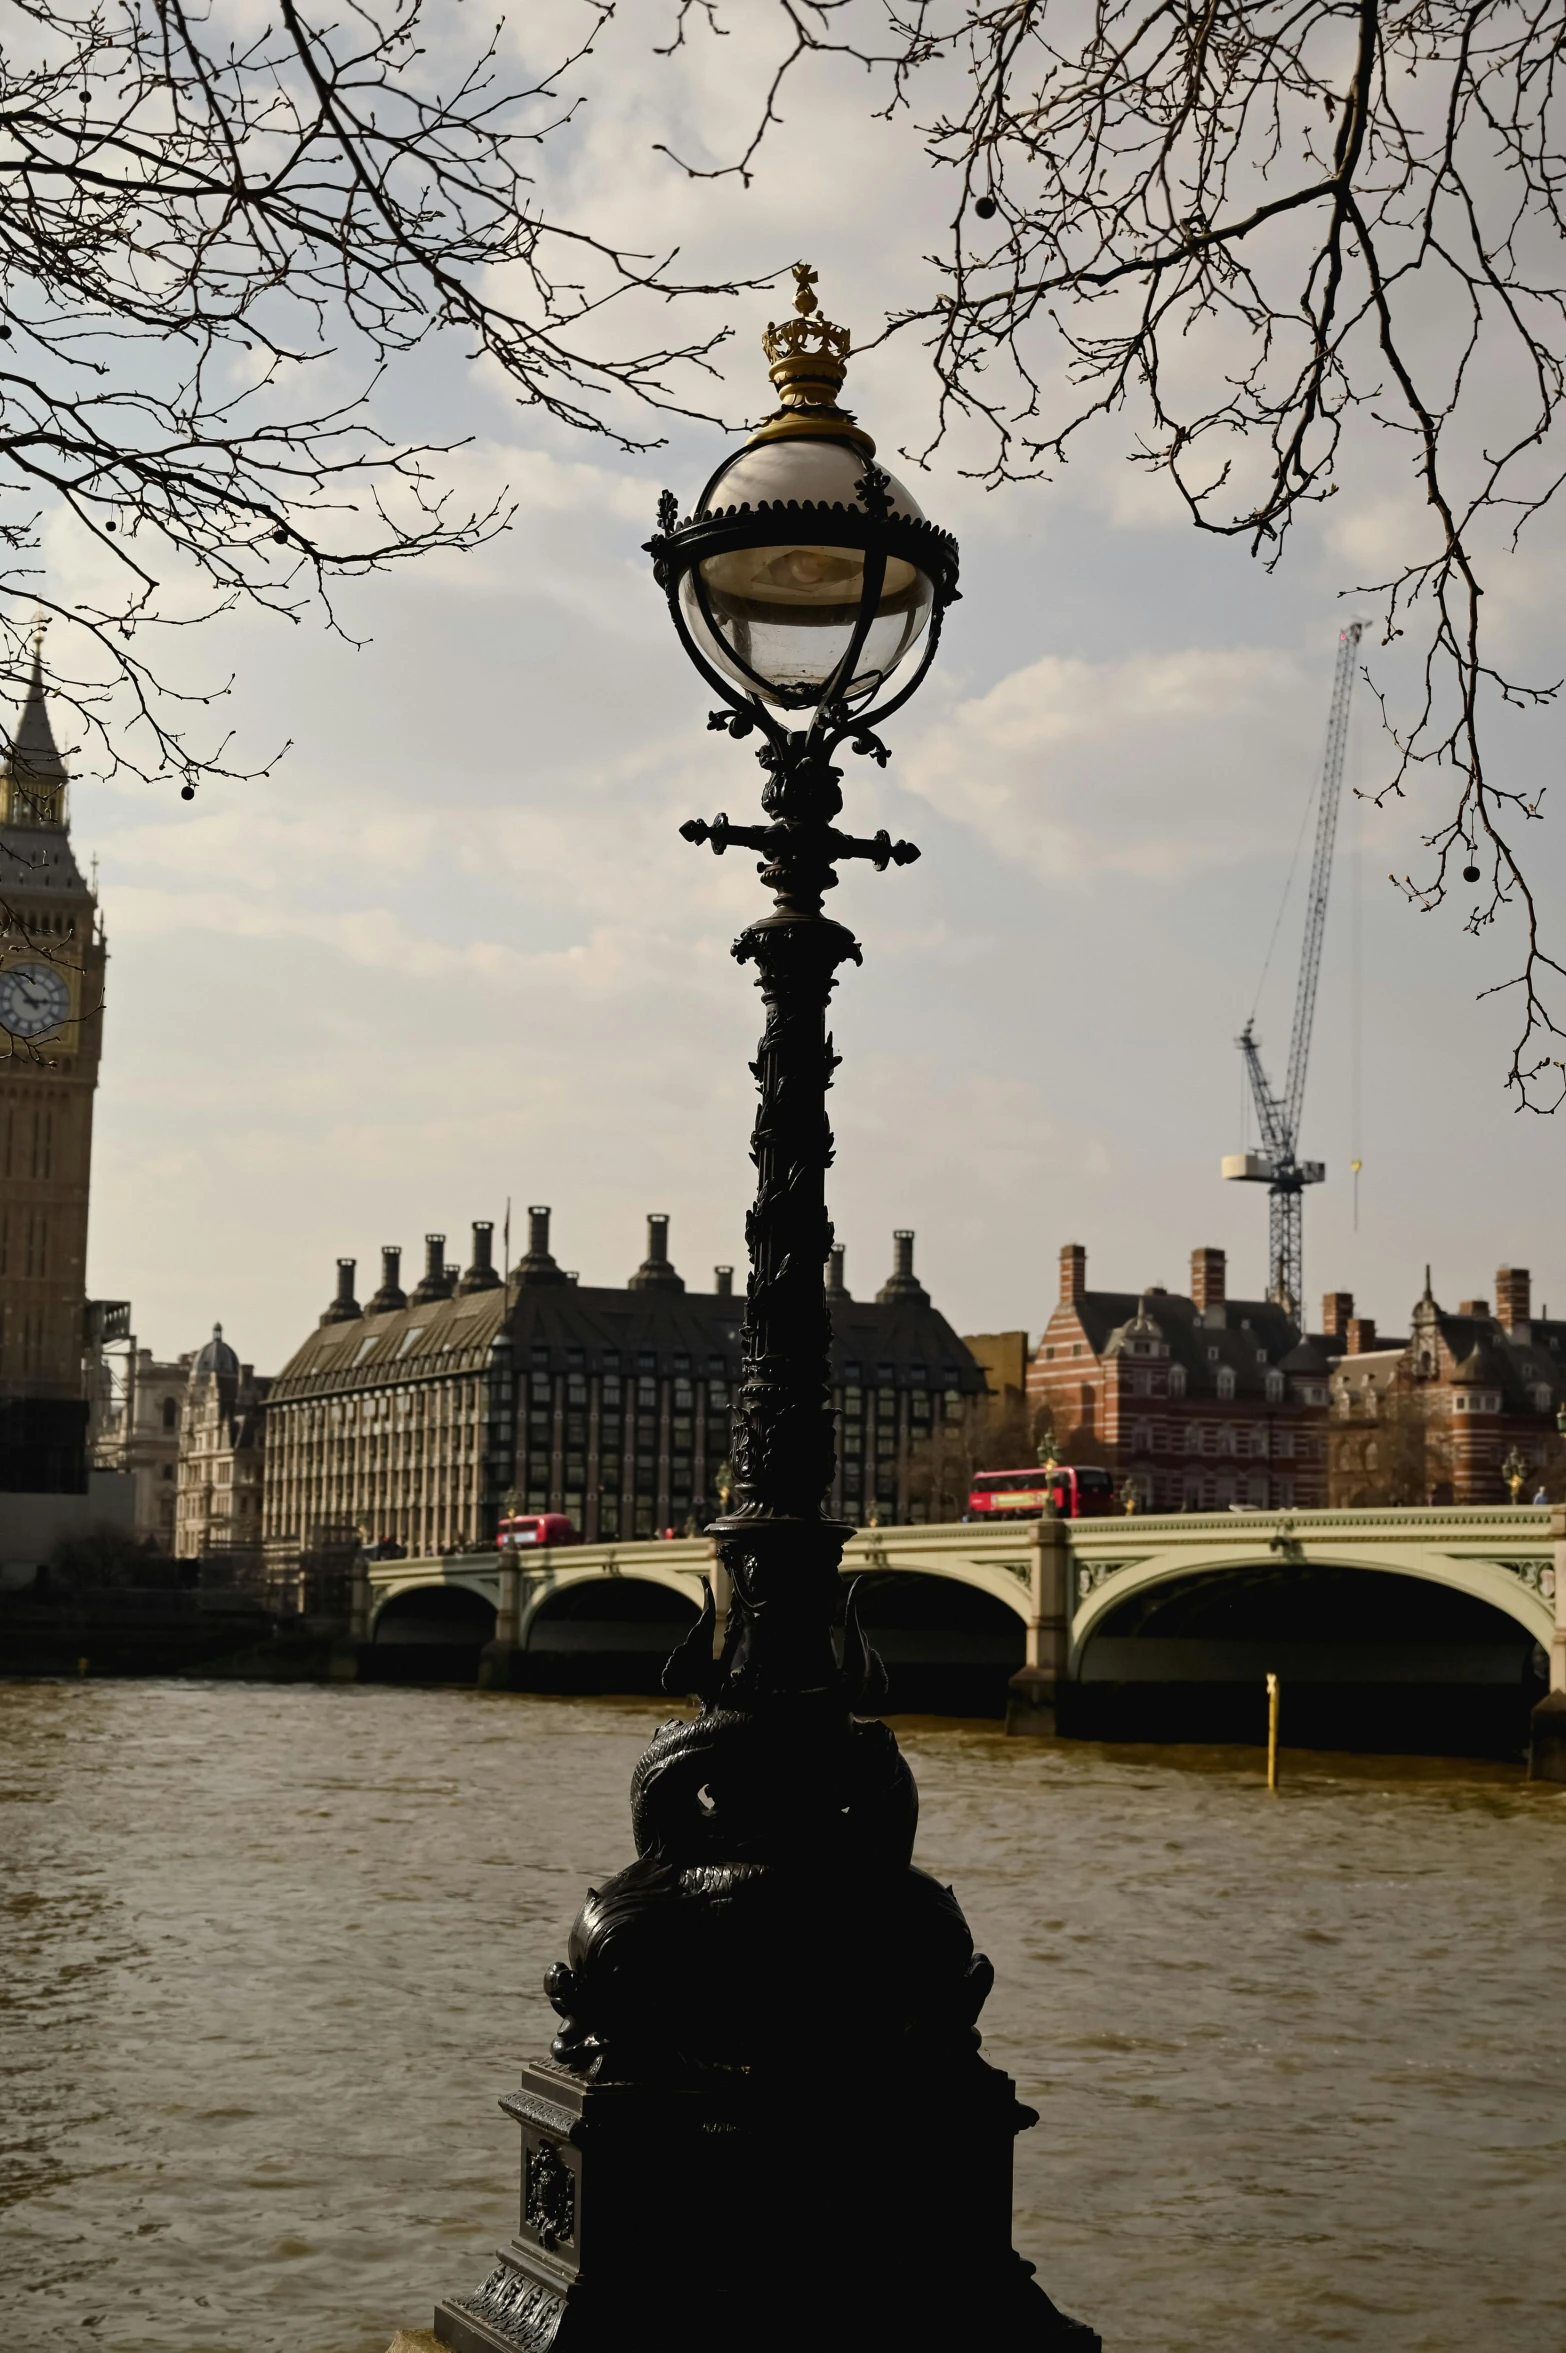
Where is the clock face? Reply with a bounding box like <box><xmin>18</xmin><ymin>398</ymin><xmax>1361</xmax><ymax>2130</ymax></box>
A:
<box><xmin>0</xmin><ymin>962</ymin><xmax>72</xmax><ymax>1039</ymax></box>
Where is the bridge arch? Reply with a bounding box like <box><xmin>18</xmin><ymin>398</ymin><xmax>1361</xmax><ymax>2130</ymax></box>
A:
<box><xmin>517</xmin><ymin>1569</ymin><xmax>703</xmax><ymax>1694</ymax></box>
<box><xmin>837</xmin><ymin>1544</ymin><xmax>1033</xmax><ymax>1627</ymax></box>
<box><xmin>842</xmin><ymin>1568</ymin><xmax>1026</xmax><ymax>1717</ymax></box>
<box><xmin>1070</xmin><ymin>1545</ymin><xmax>1550</xmax><ymax>1754</ymax></box>
<box><xmin>368</xmin><ymin>1575</ymin><xmax>497</xmax><ymax>1682</ymax></box>
<box><xmin>1071</xmin><ymin>1541</ymin><xmax>1553</xmax><ymax>1659</ymax></box>
<box><xmin>368</xmin><ymin>1566</ymin><xmax>498</xmax><ymax>1629</ymax></box>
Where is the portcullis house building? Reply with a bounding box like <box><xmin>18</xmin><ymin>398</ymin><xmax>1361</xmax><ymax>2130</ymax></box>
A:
<box><xmin>261</xmin><ymin>1211</ymin><xmax>985</xmax><ymax>1560</ymax></box>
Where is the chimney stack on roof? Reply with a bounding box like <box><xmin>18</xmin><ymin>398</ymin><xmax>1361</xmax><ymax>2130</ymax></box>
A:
<box><xmin>320</xmin><ymin>1256</ymin><xmax>361</xmax><ymax>1325</ymax></box>
<box><xmin>1191</xmin><ymin>1247</ymin><xmax>1226</xmax><ymax>1327</ymax></box>
<box><xmin>1060</xmin><ymin>1243</ymin><xmax>1086</xmax><ymax>1305</ymax></box>
<box><xmin>1497</xmin><ymin>1266</ymin><xmax>1531</xmax><ymax>1338</ymax></box>
<box><xmin>369</xmin><ymin>1245</ymin><xmax>406</xmax><ymax>1315</ymax></box>
<box><xmin>715</xmin><ymin>1265</ymin><xmax>734</xmax><ymax>1298</ymax></box>
<box><xmin>1346</xmin><ymin>1317</ymin><xmax>1378</xmax><ymax>1355</ymax></box>
<box><xmin>459</xmin><ymin>1219</ymin><xmax>501</xmax><ymax>1294</ymax></box>
<box><xmin>1322</xmin><ymin>1291</ymin><xmax>1354</xmax><ymax>1340</ymax></box>
<box><xmin>827</xmin><ymin>1244</ymin><xmax>849</xmax><ymax>1300</ymax></box>
<box><xmin>411</xmin><ymin>1232</ymin><xmax>455</xmax><ymax>1307</ymax></box>
<box><xmin>1458</xmin><ymin>1297</ymin><xmax>1490</xmax><ymax>1320</ymax></box>
<box><xmin>876</xmin><ymin>1228</ymin><xmax>930</xmax><ymax>1309</ymax></box>
<box><xmin>515</xmin><ymin>1205</ymin><xmax>570</xmax><ymax>1288</ymax></box>
<box><xmin>629</xmin><ymin>1212</ymin><xmax>684</xmax><ymax>1293</ymax></box>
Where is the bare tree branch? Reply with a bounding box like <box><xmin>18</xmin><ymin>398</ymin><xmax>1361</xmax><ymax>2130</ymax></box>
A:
<box><xmin>671</xmin><ymin>0</ymin><xmax>1566</xmax><ymax>1106</ymax></box>
<box><xmin>0</xmin><ymin>0</ymin><xmax>763</xmax><ymax>803</ymax></box>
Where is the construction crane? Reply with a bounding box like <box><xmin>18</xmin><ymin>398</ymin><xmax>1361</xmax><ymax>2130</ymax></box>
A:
<box><xmin>1222</xmin><ymin>621</ymin><xmax>1363</xmax><ymax>1322</ymax></box>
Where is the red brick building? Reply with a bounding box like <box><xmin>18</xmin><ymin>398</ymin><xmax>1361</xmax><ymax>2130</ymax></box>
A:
<box><xmin>1326</xmin><ymin>1265</ymin><xmax>1564</xmax><ymax>1505</ymax></box>
<box><xmin>1027</xmin><ymin>1244</ymin><xmax>1330</xmax><ymax>1511</ymax></box>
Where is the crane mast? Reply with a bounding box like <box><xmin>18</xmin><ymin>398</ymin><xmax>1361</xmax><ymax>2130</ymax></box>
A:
<box><xmin>1222</xmin><ymin>622</ymin><xmax>1363</xmax><ymax>1323</ymax></box>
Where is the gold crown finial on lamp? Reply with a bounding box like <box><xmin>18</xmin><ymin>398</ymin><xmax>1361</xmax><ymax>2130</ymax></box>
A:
<box><xmin>753</xmin><ymin>261</ymin><xmax>874</xmax><ymax>454</ymax></box>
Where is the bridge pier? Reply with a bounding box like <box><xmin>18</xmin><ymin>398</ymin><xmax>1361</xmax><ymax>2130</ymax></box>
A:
<box><xmin>1528</xmin><ymin>1506</ymin><xmax>1566</xmax><ymax>1782</ymax></box>
<box><xmin>477</xmin><ymin>1561</ymin><xmax>523</xmax><ymax>1691</ymax></box>
<box><xmin>328</xmin><ymin>1555</ymin><xmax>373</xmax><ymax>1681</ymax></box>
<box><xmin>1006</xmin><ymin>1517</ymin><xmax>1070</xmax><ymax>1737</ymax></box>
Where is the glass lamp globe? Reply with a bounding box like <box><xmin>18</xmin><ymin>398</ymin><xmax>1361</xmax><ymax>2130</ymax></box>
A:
<box><xmin>653</xmin><ymin>264</ymin><xmax>958</xmax><ymax>724</ymax></box>
<box><xmin>681</xmin><ymin>439</ymin><xmax>937</xmax><ymax>712</ymax></box>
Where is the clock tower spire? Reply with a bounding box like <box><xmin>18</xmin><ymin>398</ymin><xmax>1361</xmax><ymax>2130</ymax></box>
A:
<box><xmin>0</xmin><ymin>646</ymin><xmax>107</xmax><ymax>1493</ymax></box>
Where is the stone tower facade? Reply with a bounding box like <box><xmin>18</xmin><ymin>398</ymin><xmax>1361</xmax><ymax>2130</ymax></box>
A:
<box><xmin>176</xmin><ymin>1326</ymin><xmax>272</xmax><ymax>1561</ymax></box>
<box><xmin>0</xmin><ymin>649</ymin><xmax>106</xmax><ymax>1491</ymax></box>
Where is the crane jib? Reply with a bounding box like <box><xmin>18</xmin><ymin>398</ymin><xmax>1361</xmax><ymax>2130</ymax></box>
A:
<box><xmin>1225</xmin><ymin>623</ymin><xmax>1364</xmax><ymax>1320</ymax></box>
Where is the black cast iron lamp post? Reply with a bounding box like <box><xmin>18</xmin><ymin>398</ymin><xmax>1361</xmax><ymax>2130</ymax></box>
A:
<box><xmin>433</xmin><ymin>267</ymin><xmax>1099</xmax><ymax>2353</ymax></box>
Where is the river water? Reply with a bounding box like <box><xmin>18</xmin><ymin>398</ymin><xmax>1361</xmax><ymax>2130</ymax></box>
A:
<box><xmin>2</xmin><ymin>1680</ymin><xmax>1562</xmax><ymax>2353</ymax></box>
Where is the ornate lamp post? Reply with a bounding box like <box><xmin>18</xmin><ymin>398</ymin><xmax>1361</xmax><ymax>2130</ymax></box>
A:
<box><xmin>433</xmin><ymin>269</ymin><xmax>1098</xmax><ymax>2353</ymax></box>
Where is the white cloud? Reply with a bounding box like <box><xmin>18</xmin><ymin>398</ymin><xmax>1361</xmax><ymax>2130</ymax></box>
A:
<box><xmin>899</xmin><ymin>646</ymin><xmax>1319</xmax><ymax>882</ymax></box>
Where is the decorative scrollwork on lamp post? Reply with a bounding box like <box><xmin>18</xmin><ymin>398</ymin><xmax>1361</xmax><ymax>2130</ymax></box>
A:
<box><xmin>433</xmin><ymin>266</ymin><xmax>1099</xmax><ymax>2353</ymax></box>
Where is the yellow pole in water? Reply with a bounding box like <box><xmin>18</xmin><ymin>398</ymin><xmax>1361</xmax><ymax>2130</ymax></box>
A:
<box><xmin>1266</xmin><ymin>1671</ymin><xmax>1280</xmax><ymax>1791</ymax></box>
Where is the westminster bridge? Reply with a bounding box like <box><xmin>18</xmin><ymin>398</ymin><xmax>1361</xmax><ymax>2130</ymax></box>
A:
<box><xmin>361</xmin><ymin>1504</ymin><xmax>1565</xmax><ymax>1760</ymax></box>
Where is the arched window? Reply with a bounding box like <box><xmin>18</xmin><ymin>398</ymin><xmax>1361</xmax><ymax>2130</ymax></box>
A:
<box><xmin>1265</xmin><ymin>1369</ymin><xmax>1284</xmax><ymax>1404</ymax></box>
<box><xmin>1168</xmin><ymin>1364</ymin><xmax>1187</xmax><ymax>1398</ymax></box>
<box><xmin>162</xmin><ymin>1396</ymin><xmax>178</xmax><ymax>1430</ymax></box>
<box><xmin>1216</xmin><ymin>1366</ymin><xmax>1236</xmax><ymax>1401</ymax></box>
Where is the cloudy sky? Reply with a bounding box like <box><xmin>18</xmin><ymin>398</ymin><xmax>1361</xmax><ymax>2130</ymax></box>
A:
<box><xmin>38</xmin><ymin>3</ymin><xmax>1566</xmax><ymax>1372</ymax></box>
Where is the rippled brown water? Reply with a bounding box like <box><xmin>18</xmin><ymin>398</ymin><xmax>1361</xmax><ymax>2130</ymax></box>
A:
<box><xmin>2</xmin><ymin>1680</ymin><xmax>1563</xmax><ymax>2353</ymax></box>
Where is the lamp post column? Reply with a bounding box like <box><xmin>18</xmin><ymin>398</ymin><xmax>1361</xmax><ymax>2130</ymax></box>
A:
<box><xmin>711</xmin><ymin>736</ymin><xmax>864</xmax><ymax>1688</ymax></box>
<box><xmin>432</xmin><ymin>265</ymin><xmax>1099</xmax><ymax>2353</ymax></box>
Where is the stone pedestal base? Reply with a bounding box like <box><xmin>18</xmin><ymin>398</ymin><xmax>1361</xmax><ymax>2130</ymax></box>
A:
<box><xmin>433</xmin><ymin>2051</ymin><xmax>1098</xmax><ymax>2353</ymax></box>
<box><xmin>1006</xmin><ymin>1666</ymin><xmax>1063</xmax><ymax>1738</ymax></box>
<box><xmin>1528</xmin><ymin>1688</ymin><xmax>1566</xmax><ymax>1781</ymax></box>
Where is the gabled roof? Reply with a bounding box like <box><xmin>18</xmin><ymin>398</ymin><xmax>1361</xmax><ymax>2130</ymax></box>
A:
<box><xmin>1043</xmin><ymin>1287</ymin><xmax>1312</xmax><ymax>1399</ymax></box>
<box><xmin>1333</xmin><ymin>1285</ymin><xmax>1566</xmax><ymax>1415</ymax></box>
<box><xmin>1104</xmin><ymin>1295</ymin><xmax>1167</xmax><ymax>1357</ymax></box>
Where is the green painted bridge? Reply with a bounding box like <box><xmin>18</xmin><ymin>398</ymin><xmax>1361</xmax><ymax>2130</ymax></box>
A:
<box><xmin>361</xmin><ymin>1504</ymin><xmax>1564</xmax><ymax>1756</ymax></box>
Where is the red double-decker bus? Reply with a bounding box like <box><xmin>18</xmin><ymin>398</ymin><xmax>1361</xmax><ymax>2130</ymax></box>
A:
<box><xmin>496</xmin><ymin>1513</ymin><xmax>581</xmax><ymax>1551</ymax></box>
<box><xmin>967</xmin><ymin>1466</ymin><xmax>1118</xmax><ymax>1521</ymax></box>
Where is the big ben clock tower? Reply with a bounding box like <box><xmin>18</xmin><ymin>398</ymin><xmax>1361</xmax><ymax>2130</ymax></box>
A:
<box><xmin>0</xmin><ymin>643</ymin><xmax>106</xmax><ymax>1491</ymax></box>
